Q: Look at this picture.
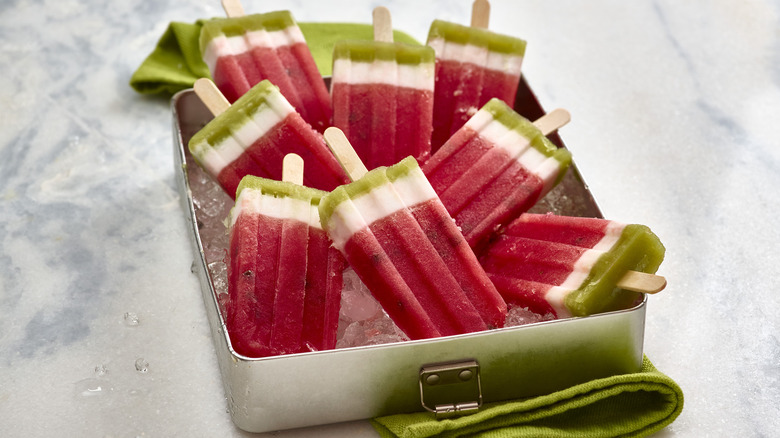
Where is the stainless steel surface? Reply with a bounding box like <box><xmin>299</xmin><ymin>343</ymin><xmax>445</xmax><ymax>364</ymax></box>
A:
<box><xmin>171</xmin><ymin>81</ymin><xmax>646</xmax><ymax>433</ymax></box>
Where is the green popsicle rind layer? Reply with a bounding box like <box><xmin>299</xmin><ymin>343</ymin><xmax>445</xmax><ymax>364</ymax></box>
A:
<box><xmin>385</xmin><ymin>155</ymin><xmax>420</xmax><ymax>182</ymax></box>
<box><xmin>236</xmin><ymin>175</ymin><xmax>326</xmax><ymax>206</ymax></box>
<box><xmin>187</xmin><ymin>79</ymin><xmax>279</xmax><ymax>162</ymax></box>
<box><xmin>427</xmin><ymin>19</ymin><xmax>526</xmax><ymax>56</ymax></box>
<box><xmin>482</xmin><ymin>98</ymin><xmax>573</xmax><ymax>185</ymax></box>
<box><xmin>564</xmin><ymin>224</ymin><xmax>666</xmax><ymax>317</ymax></box>
<box><xmin>318</xmin><ymin>156</ymin><xmax>419</xmax><ymax>228</ymax></box>
<box><xmin>333</xmin><ymin>40</ymin><xmax>435</xmax><ymax>65</ymax></box>
<box><xmin>199</xmin><ymin>11</ymin><xmax>298</xmax><ymax>53</ymax></box>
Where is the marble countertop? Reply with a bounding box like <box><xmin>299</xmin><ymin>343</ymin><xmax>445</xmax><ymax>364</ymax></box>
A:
<box><xmin>1</xmin><ymin>0</ymin><xmax>778</xmax><ymax>436</ymax></box>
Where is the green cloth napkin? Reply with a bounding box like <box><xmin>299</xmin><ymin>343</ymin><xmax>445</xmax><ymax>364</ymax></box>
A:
<box><xmin>129</xmin><ymin>20</ymin><xmax>421</xmax><ymax>95</ymax></box>
<box><xmin>372</xmin><ymin>355</ymin><xmax>683</xmax><ymax>438</ymax></box>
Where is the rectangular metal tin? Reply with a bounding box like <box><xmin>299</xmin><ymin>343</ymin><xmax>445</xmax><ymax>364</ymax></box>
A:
<box><xmin>172</xmin><ymin>77</ymin><xmax>646</xmax><ymax>434</ymax></box>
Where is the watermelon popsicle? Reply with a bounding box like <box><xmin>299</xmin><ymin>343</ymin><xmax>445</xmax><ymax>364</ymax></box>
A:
<box><xmin>200</xmin><ymin>3</ymin><xmax>331</xmax><ymax>132</ymax></box>
<box><xmin>330</xmin><ymin>7</ymin><xmax>435</xmax><ymax>169</ymax></box>
<box><xmin>427</xmin><ymin>0</ymin><xmax>527</xmax><ymax>152</ymax></box>
<box><xmin>188</xmin><ymin>78</ymin><xmax>348</xmax><ymax>198</ymax></box>
<box><xmin>227</xmin><ymin>154</ymin><xmax>345</xmax><ymax>357</ymax></box>
<box><xmin>422</xmin><ymin>98</ymin><xmax>572</xmax><ymax>255</ymax></box>
<box><xmin>480</xmin><ymin>213</ymin><xmax>666</xmax><ymax>319</ymax></box>
<box><xmin>318</xmin><ymin>128</ymin><xmax>507</xmax><ymax>340</ymax></box>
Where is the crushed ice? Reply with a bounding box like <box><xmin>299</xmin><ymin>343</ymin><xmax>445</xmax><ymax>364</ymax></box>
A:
<box><xmin>336</xmin><ymin>268</ymin><xmax>409</xmax><ymax>347</ymax></box>
<box><xmin>504</xmin><ymin>305</ymin><xmax>556</xmax><ymax>327</ymax></box>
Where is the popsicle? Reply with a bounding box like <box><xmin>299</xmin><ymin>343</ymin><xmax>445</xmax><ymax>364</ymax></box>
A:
<box><xmin>480</xmin><ymin>212</ymin><xmax>666</xmax><ymax>319</ymax></box>
<box><xmin>226</xmin><ymin>154</ymin><xmax>345</xmax><ymax>358</ymax></box>
<box><xmin>331</xmin><ymin>7</ymin><xmax>435</xmax><ymax>169</ymax></box>
<box><xmin>199</xmin><ymin>3</ymin><xmax>331</xmax><ymax>132</ymax></box>
<box><xmin>188</xmin><ymin>78</ymin><xmax>349</xmax><ymax>198</ymax></box>
<box><xmin>427</xmin><ymin>0</ymin><xmax>527</xmax><ymax>152</ymax></box>
<box><xmin>318</xmin><ymin>127</ymin><xmax>507</xmax><ymax>340</ymax></box>
<box><xmin>422</xmin><ymin>98</ymin><xmax>572</xmax><ymax>255</ymax></box>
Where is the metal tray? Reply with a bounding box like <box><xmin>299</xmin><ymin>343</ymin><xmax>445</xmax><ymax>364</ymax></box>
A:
<box><xmin>172</xmin><ymin>77</ymin><xmax>646</xmax><ymax>434</ymax></box>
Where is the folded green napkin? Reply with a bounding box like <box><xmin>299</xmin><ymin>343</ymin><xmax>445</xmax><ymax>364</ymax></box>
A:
<box><xmin>129</xmin><ymin>21</ymin><xmax>210</xmax><ymax>95</ymax></box>
<box><xmin>372</xmin><ymin>355</ymin><xmax>683</xmax><ymax>438</ymax></box>
<box><xmin>129</xmin><ymin>20</ymin><xmax>421</xmax><ymax>95</ymax></box>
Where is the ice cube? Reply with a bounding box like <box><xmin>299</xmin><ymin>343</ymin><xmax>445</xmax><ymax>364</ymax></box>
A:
<box><xmin>336</xmin><ymin>314</ymin><xmax>408</xmax><ymax>349</ymax></box>
<box><xmin>338</xmin><ymin>268</ymin><xmax>383</xmax><ymax>323</ymax></box>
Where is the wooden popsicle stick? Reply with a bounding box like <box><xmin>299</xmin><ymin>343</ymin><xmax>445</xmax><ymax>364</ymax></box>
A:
<box><xmin>617</xmin><ymin>271</ymin><xmax>667</xmax><ymax>294</ymax></box>
<box><xmin>471</xmin><ymin>0</ymin><xmax>490</xmax><ymax>29</ymax></box>
<box><xmin>533</xmin><ymin>108</ymin><xmax>571</xmax><ymax>136</ymax></box>
<box><xmin>373</xmin><ymin>6</ymin><xmax>394</xmax><ymax>43</ymax></box>
<box><xmin>323</xmin><ymin>127</ymin><xmax>368</xmax><ymax>182</ymax></box>
<box><xmin>282</xmin><ymin>153</ymin><xmax>304</xmax><ymax>186</ymax></box>
<box><xmin>194</xmin><ymin>78</ymin><xmax>231</xmax><ymax>116</ymax></box>
<box><xmin>221</xmin><ymin>0</ymin><xmax>245</xmax><ymax>18</ymax></box>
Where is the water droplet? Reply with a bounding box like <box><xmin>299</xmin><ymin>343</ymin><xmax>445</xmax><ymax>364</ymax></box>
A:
<box><xmin>135</xmin><ymin>358</ymin><xmax>149</xmax><ymax>373</ymax></box>
<box><xmin>124</xmin><ymin>312</ymin><xmax>140</xmax><ymax>326</ymax></box>
<box><xmin>74</xmin><ymin>378</ymin><xmax>106</xmax><ymax>397</ymax></box>
<box><xmin>68</xmin><ymin>135</ymin><xmax>80</xmax><ymax>148</ymax></box>
<box><xmin>94</xmin><ymin>364</ymin><xmax>108</xmax><ymax>377</ymax></box>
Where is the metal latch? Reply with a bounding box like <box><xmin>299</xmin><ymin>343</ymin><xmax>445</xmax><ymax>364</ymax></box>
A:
<box><xmin>419</xmin><ymin>359</ymin><xmax>482</xmax><ymax>419</ymax></box>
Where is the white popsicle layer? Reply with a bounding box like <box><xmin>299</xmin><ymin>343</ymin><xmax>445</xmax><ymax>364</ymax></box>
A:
<box><xmin>331</xmin><ymin>58</ymin><xmax>435</xmax><ymax>91</ymax></box>
<box><xmin>231</xmin><ymin>187</ymin><xmax>321</xmax><ymax>230</ymax></box>
<box><xmin>427</xmin><ymin>37</ymin><xmax>524</xmax><ymax>76</ymax></box>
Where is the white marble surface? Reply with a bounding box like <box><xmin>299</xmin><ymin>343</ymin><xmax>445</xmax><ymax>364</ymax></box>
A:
<box><xmin>1</xmin><ymin>0</ymin><xmax>778</xmax><ymax>436</ymax></box>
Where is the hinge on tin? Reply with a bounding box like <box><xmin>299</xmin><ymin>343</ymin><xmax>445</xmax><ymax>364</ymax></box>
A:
<box><xmin>419</xmin><ymin>359</ymin><xmax>482</xmax><ymax>419</ymax></box>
